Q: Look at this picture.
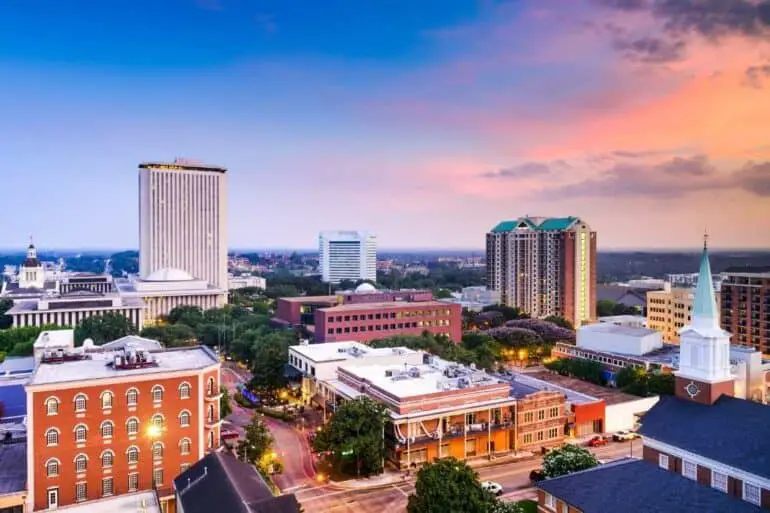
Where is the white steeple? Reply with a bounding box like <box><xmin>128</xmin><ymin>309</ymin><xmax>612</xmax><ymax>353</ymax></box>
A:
<box><xmin>18</xmin><ymin>235</ymin><xmax>45</xmax><ymax>289</ymax></box>
<box><xmin>676</xmin><ymin>234</ymin><xmax>732</xmax><ymax>383</ymax></box>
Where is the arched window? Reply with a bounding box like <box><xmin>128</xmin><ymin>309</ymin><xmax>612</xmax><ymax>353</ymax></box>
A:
<box><xmin>151</xmin><ymin>414</ymin><xmax>164</xmax><ymax>430</ymax></box>
<box><xmin>180</xmin><ymin>438</ymin><xmax>192</xmax><ymax>455</ymax></box>
<box><xmin>126</xmin><ymin>446</ymin><xmax>140</xmax><ymax>464</ymax></box>
<box><xmin>152</xmin><ymin>385</ymin><xmax>164</xmax><ymax>402</ymax></box>
<box><xmin>46</xmin><ymin>458</ymin><xmax>60</xmax><ymax>477</ymax></box>
<box><xmin>45</xmin><ymin>428</ymin><xmax>59</xmax><ymax>446</ymax></box>
<box><xmin>101</xmin><ymin>420</ymin><xmax>114</xmax><ymax>439</ymax></box>
<box><xmin>207</xmin><ymin>430</ymin><xmax>214</xmax><ymax>449</ymax></box>
<box><xmin>74</xmin><ymin>424</ymin><xmax>87</xmax><ymax>443</ymax></box>
<box><xmin>74</xmin><ymin>393</ymin><xmax>87</xmax><ymax>412</ymax></box>
<box><xmin>101</xmin><ymin>450</ymin><xmax>114</xmax><ymax>468</ymax></box>
<box><xmin>207</xmin><ymin>377</ymin><xmax>215</xmax><ymax>396</ymax></box>
<box><xmin>101</xmin><ymin>391</ymin><xmax>113</xmax><ymax>409</ymax></box>
<box><xmin>126</xmin><ymin>417</ymin><xmax>139</xmax><ymax>436</ymax></box>
<box><xmin>207</xmin><ymin>403</ymin><xmax>215</xmax><ymax>423</ymax></box>
<box><xmin>179</xmin><ymin>382</ymin><xmax>191</xmax><ymax>400</ymax></box>
<box><xmin>152</xmin><ymin>442</ymin><xmax>164</xmax><ymax>459</ymax></box>
<box><xmin>179</xmin><ymin>410</ymin><xmax>191</xmax><ymax>427</ymax></box>
<box><xmin>45</xmin><ymin>397</ymin><xmax>60</xmax><ymax>415</ymax></box>
<box><xmin>126</xmin><ymin>388</ymin><xmax>138</xmax><ymax>406</ymax></box>
<box><xmin>74</xmin><ymin>454</ymin><xmax>88</xmax><ymax>473</ymax></box>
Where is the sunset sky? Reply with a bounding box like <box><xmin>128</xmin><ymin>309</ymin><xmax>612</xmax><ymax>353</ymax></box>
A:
<box><xmin>2</xmin><ymin>0</ymin><xmax>769</xmax><ymax>250</ymax></box>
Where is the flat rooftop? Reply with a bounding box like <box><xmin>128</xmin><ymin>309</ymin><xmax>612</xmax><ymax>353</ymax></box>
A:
<box><xmin>321</xmin><ymin>300</ymin><xmax>451</xmax><ymax>312</ymax></box>
<box><xmin>56</xmin><ymin>491</ymin><xmax>161</xmax><ymax>512</ymax></box>
<box><xmin>523</xmin><ymin>370</ymin><xmax>640</xmax><ymax>406</ymax></box>
<box><xmin>28</xmin><ymin>345</ymin><xmax>219</xmax><ymax>386</ymax></box>
<box><xmin>8</xmin><ymin>295</ymin><xmax>145</xmax><ymax>313</ymax></box>
<box><xmin>507</xmin><ymin>372</ymin><xmax>598</xmax><ymax>404</ymax></box>
<box><xmin>278</xmin><ymin>295</ymin><xmax>337</xmax><ymax>303</ymax></box>
<box><xmin>580</xmin><ymin>323</ymin><xmax>658</xmax><ymax>337</ymax></box>
<box><xmin>290</xmin><ymin>341</ymin><xmax>417</xmax><ymax>363</ymax></box>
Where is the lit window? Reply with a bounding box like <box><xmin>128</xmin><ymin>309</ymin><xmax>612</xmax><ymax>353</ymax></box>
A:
<box><xmin>179</xmin><ymin>410</ymin><xmax>191</xmax><ymax>427</ymax></box>
<box><xmin>126</xmin><ymin>388</ymin><xmax>138</xmax><ymax>406</ymax></box>
<box><xmin>743</xmin><ymin>482</ymin><xmax>761</xmax><ymax>506</ymax></box>
<box><xmin>127</xmin><ymin>447</ymin><xmax>140</xmax><ymax>464</ymax></box>
<box><xmin>179</xmin><ymin>382</ymin><xmax>191</xmax><ymax>399</ymax></box>
<box><xmin>101</xmin><ymin>421</ymin><xmax>114</xmax><ymax>439</ymax></box>
<box><xmin>75</xmin><ymin>483</ymin><xmax>87</xmax><ymax>503</ymax></box>
<box><xmin>128</xmin><ymin>473</ymin><xmax>139</xmax><ymax>492</ymax></box>
<box><xmin>46</xmin><ymin>458</ymin><xmax>60</xmax><ymax>477</ymax></box>
<box><xmin>46</xmin><ymin>429</ymin><xmax>59</xmax><ymax>446</ymax></box>
<box><xmin>102</xmin><ymin>477</ymin><xmax>114</xmax><ymax>497</ymax></box>
<box><xmin>712</xmin><ymin>471</ymin><xmax>728</xmax><ymax>492</ymax></box>
<box><xmin>180</xmin><ymin>438</ymin><xmax>192</xmax><ymax>455</ymax></box>
<box><xmin>75</xmin><ymin>455</ymin><xmax>88</xmax><ymax>473</ymax></box>
<box><xmin>101</xmin><ymin>451</ymin><xmax>114</xmax><ymax>468</ymax></box>
<box><xmin>152</xmin><ymin>385</ymin><xmax>164</xmax><ymax>402</ymax></box>
<box><xmin>207</xmin><ymin>377</ymin><xmax>215</xmax><ymax>396</ymax></box>
<box><xmin>126</xmin><ymin>418</ymin><xmax>139</xmax><ymax>435</ymax></box>
<box><xmin>152</xmin><ymin>414</ymin><xmax>164</xmax><ymax>430</ymax></box>
<box><xmin>658</xmin><ymin>454</ymin><xmax>669</xmax><ymax>470</ymax></box>
<box><xmin>153</xmin><ymin>469</ymin><xmax>164</xmax><ymax>487</ymax></box>
<box><xmin>74</xmin><ymin>425</ymin><xmax>87</xmax><ymax>443</ymax></box>
<box><xmin>682</xmin><ymin>460</ymin><xmax>697</xmax><ymax>480</ymax></box>
<box><xmin>152</xmin><ymin>442</ymin><xmax>164</xmax><ymax>459</ymax></box>
<box><xmin>101</xmin><ymin>391</ymin><xmax>113</xmax><ymax>409</ymax></box>
<box><xmin>74</xmin><ymin>394</ymin><xmax>87</xmax><ymax>412</ymax></box>
<box><xmin>46</xmin><ymin>397</ymin><xmax>60</xmax><ymax>415</ymax></box>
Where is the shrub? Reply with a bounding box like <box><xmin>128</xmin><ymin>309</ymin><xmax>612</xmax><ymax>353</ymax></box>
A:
<box><xmin>504</xmin><ymin>319</ymin><xmax>575</xmax><ymax>343</ymax></box>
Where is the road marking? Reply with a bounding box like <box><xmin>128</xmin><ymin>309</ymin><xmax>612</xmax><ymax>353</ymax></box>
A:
<box><xmin>395</xmin><ymin>486</ymin><xmax>410</xmax><ymax>497</ymax></box>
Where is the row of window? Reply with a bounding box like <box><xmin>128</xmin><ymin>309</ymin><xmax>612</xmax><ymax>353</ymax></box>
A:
<box><xmin>659</xmin><ymin>454</ymin><xmax>762</xmax><ymax>506</ymax></box>
<box><xmin>522</xmin><ymin>427</ymin><xmax>560</xmax><ymax>445</ymax></box>
<box><xmin>326</xmin><ymin>309</ymin><xmax>453</xmax><ymax>323</ymax></box>
<box><xmin>326</xmin><ymin>320</ymin><xmax>451</xmax><ymax>335</ymax></box>
<box><xmin>522</xmin><ymin>407</ymin><xmax>560</xmax><ymax>424</ymax></box>
<box><xmin>61</xmin><ymin>469</ymin><xmax>174</xmax><ymax>503</ymax></box>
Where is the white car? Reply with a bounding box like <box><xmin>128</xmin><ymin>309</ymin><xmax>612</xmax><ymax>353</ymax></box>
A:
<box><xmin>613</xmin><ymin>431</ymin><xmax>638</xmax><ymax>441</ymax></box>
<box><xmin>482</xmin><ymin>481</ymin><xmax>503</xmax><ymax>496</ymax></box>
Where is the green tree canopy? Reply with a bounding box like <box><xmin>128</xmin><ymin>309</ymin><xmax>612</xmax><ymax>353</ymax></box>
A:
<box><xmin>0</xmin><ymin>299</ymin><xmax>13</xmax><ymax>330</ymax></box>
<box><xmin>407</xmin><ymin>457</ymin><xmax>495</xmax><ymax>513</ymax></box>
<box><xmin>313</xmin><ymin>397</ymin><xmax>388</xmax><ymax>477</ymax></box>
<box><xmin>166</xmin><ymin>305</ymin><xmax>205</xmax><ymax>329</ymax></box>
<box><xmin>74</xmin><ymin>313</ymin><xmax>135</xmax><ymax>345</ymax></box>
<box><xmin>542</xmin><ymin>444</ymin><xmax>599</xmax><ymax>479</ymax></box>
<box><xmin>220</xmin><ymin>385</ymin><xmax>232</xmax><ymax>420</ymax></box>
<box><xmin>543</xmin><ymin>316</ymin><xmax>574</xmax><ymax>330</ymax></box>
<box><xmin>249</xmin><ymin>331</ymin><xmax>294</xmax><ymax>391</ymax></box>
<box><xmin>237</xmin><ymin>413</ymin><xmax>274</xmax><ymax>466</ymax></box>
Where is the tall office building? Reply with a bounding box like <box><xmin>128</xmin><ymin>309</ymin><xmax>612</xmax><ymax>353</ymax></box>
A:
<box><xmin>139</xmin><ymin>159</ymin><xmax>228</xmax><ymax>289</ymax></box>
<box><xmin>721</xmin><ymin>266</ymin><xmax>770</xmax><ymax>354</ymax></box>
<box><xmin>486</xmin><ymin>216</ymin><xmax>596</xmax><ymax>327</ymax></box>
<box><xmin>319</xmin><ymin>231</ymin><xmax>377</xmax><ymax>284</ymax></box>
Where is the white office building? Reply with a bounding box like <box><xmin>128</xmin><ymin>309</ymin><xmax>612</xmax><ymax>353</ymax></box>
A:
<box><xmin>319</xmin><ymin>230</ymin><xmax>377</xmax><ymax>284</ymax></box>
<box><xmin>139</xmin><ymin>159</ymin><xmax>228</xmax><ymax>290</ymax></box>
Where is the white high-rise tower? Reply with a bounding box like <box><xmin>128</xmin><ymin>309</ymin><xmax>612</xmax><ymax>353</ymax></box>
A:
<box><xmin>319</xmin><ymin>230</ymin><xmax>377</xmax><ymax>284</ymax></box>
<box><xmin>139</xmin><ymin>159</ymin><xmax>228</xmax><ymax>289</ymax></box>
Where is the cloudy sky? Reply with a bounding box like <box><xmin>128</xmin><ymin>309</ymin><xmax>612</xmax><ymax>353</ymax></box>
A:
<box><xmin>1</xmin><ymin>0</ymin><xmax>769</xmax><ymax>250</ymax></box>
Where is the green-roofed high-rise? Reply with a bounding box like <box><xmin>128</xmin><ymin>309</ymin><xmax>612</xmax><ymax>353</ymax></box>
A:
<box><xmin>486</xmin><ymin>216</ymin><xmax>596</xmax><ymax>327</ymax></box>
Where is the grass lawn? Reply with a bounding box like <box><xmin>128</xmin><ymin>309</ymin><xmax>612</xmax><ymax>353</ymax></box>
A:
<box><xmin>516</xmin><ymin>499</ymin><xmax>538</xmax><ymax>513</ymax></box>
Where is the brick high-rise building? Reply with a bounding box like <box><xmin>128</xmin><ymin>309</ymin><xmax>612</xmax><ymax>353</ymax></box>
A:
<box><xmin>25</xmin><ymin>330</ymin><xmax>221</xmax><ymax>511</ymax></box>
<box><xmin>720</xmin><ymin>266</ymin><xmax>770</xmax><ymax>354</ymax></box>
<box><xmin>486</xmin><ymin>216</ymin><xmax>596</xmax><ymax>327</ymax></box>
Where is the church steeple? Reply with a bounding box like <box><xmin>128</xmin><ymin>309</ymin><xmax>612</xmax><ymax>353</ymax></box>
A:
<box><xmin>690</xmin><ymin>232</ymin><xmax>719</xmax><ymax>330</ymax></box>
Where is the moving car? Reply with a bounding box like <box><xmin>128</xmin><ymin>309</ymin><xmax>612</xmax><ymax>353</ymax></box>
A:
<box><xmin>587</xmin><ymin>435</ymin><xmax>609</xmax><ymax>447</ymax></box>
<box><xmin>482</xmin><ymin>481</ymin><xmax>503</xmax><ymax>496</ymax></box>
<box><xmin>613</xmin><ymin>431</ymin><xmax>639</xmax><ymax>442</ymax></box>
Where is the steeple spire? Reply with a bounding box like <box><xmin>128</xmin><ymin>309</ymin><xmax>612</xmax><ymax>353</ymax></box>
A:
<box><xmin>691</xmin><ymin>234</ymin><xmax>718</xmax><ymax>329</ymax></box>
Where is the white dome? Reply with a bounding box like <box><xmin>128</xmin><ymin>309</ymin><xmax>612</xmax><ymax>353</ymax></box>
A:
<box><xmin>145</xmin><ymin>268</ymin><xmax>195</xmax><ymax>282</ymax></box>
<box><xmin>354</xmin><ymin>282</ymin><xmax>377</xmax><ymax>293</ymax></box>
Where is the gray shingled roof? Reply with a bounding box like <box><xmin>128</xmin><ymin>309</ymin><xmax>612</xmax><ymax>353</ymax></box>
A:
<box><xmin>0</xmin><ymin>442</ymin><xmax>27</xmax><ymax>495</ymax></box>
<box><xmin>538</xmin><ymin>458</ymin><xmax>762</xmax><ymax>512</ymax></box>
<box><xmin>640</xmin><ymin>395</ymin><xmax>770</xmax><ymax>480</ymax></box>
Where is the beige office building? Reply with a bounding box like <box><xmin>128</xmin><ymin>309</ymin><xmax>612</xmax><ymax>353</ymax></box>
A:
<box><xmin>647</xmin><ymin>283</ymin><xmax>720</xmax><ymax>343</ymax></box>
<box><xmin>139</xmin><ymin>159</ymin><xmax>228</xmax><ymax>290</ymax></box>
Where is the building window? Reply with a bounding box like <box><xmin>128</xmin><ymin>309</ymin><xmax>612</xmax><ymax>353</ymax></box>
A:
<box><xmin>127</xmin><ymin>446</ymin><xmax>140</xmax><ymax>464</ymax></box>
<box><xmin>126</xmin><ymin>417</ymin><xmax>139</xmax><ymax>436</ymax></box>
<box><xmin>101</xmin><ymin>451</ymin><xmax>114</xmax><ymax>468</ymax></box>
<box><xmin>102</xmin><ymin>477</ymin><xmax>114</xmax><ymax>497</ymax></box>
<box><xmin>548</xmin><ymin>428</ymin><xmax>559</xmax><ymax>439</ymax></box>
<box><xmin>153</xmin><ymin>469</ymin><xmax>164</xmax><ymax>487</ymax></box>
<box><xmin>74</xmin><ymin>394</ymin><xmax>87</xmax><ymax>412</ymax></box>
<box><xmin>207</xmin><ymin>377</ymin><xmax>215</xmax><ymax>396</ymax></box>
<box><xmin>658</xmin><ymin>454</ymin><xmax>669</xmax><ymax>470</ymax></box>
<box><xmin>538</xmin><ymin>410</ymin><xmax>545</xmax><ymax>421</ymax></box>
<box><xmin>74</xmin><ymin>424</ymin><xmax>87</xmax><ymax>443</ymax></box>
<box><xmin>712</xmin><ymin>471</ymin><xmax>728</xmax><ymax>492</ymax></box>
<box><xmin>46</xmin><ymin>397</ymin><xmax>60</xmax><ymax>415</ymax></box>
<box><xmin>101</xmin><ymin>391</ymin><xmax>113</xmax><ymax>409</ymax></box>
<box><xmin>152</xmin><ymin>442</ymin><xmax>164</xmax><ymax>460</ymax></box>
<box><xmin>523</xmin><ymin>412</ymin><xmax>534</xmax><ymax>423</ymax></box>
<box><xmin>549</xmin><ymin>407</ymin><xmax>559</xmax><ymax>418</ymax></box>
<box><xmin>101</xmin><ymin>421</ymin><xmax>114</xmax><ymax>439</ymax></box>
<box><xmin>152</xmin><ymin>385</ymin><xmax>164</xmax><ymax>403</ymax></box>
<box><xmin>544</xmin><ymin>493</ymin><xmax>556</xmax><ymax>510</ymax></box>
<box><xmin>75</xmin><ymin>483</ymin><xmax>87</xmax><ymax>503</ymax></box>
<box><xmin>207</xmin><ymin>404</ymin><xmax>215</xmax><ymax>423</ymax></box>
<box><xmin>126</xmin><ymin>388</ymin><xmax>138</xmax><ymax>406</ymax></box>
<box><xmin>75</xmin><ymin>454</ymin><xmax>88</xmax><ymax>473</ymax></box>
<box><xmin>682</xmin><ymin>460</ymin><xmax>697</xmax><ymax>480</ymax></box>
<box><xmin>208</xmin><ymin>430</ymin><xmax>214</xmax><ymax>449</ymax></box>
<box><xmin>152</xmin><ymin>414</ymin><xmax>164</xmax><ymax>430</ymax></box>
<box><xmin>523</xmin><ymin>433</ymin><xmax>533</xmax><ymax>444</ymax></box>
<box><xmin>179</xmin><ymin>410</ymin><xmax>191</xmax><ymax>427</ymax></box>
<box><xmin>743</xmin><ymin>482</ymin><xmax>761</xmax><ymax>506</ymax></box>
<box><xmin>179</xmin><ymin>382</ymin><xmax>191</xmax><ymax>399</ymax></box>
<box><xmin>180</xmin><ymin>438</ymin><xmax>192</xmax><ymax>455</ymax></box>
<box><xmin>46</xmin><ymin>428</ymin><xmax>59</xmax><ymax>446</ymax></box>
<box><xmin>46</xmin><ymin>458</ymin><xmax>60</xmax><ymax>477</ymax></box>
<box><xmin>128</xmin><ymin>473</ymin><xmax>139</xmax><ymax>492</ymax></box>
<box><xmin>537</xmin><ymin>431</ymin><xmax>544</xmax><ymax>441</ymax></box>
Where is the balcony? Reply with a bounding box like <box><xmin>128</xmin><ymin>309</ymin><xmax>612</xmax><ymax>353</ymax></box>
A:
<box><xmin>205</xmin><ymin>390</ymin><xmax>223</xmax><ymax>402</ymax></box>
<box><xmin>205</xmin><ymin>416</ymin><xmax>223</xmax><ymax>429</ymax></box>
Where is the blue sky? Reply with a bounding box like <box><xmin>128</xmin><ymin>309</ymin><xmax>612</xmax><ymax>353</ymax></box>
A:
<box><xmin>1</xmin><ymin>0</ymin><xmax>769</xmax><ymax>250</ymax></box>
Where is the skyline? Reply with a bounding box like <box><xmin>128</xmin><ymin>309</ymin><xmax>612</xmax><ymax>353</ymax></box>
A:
<box><xmin>2</xmin><ymin>1</ymin><xmax>770</xmax><ymax>250</ymax></box>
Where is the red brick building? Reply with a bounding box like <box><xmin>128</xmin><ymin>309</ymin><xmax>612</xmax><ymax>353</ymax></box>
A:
<box><xmin>25</xmin><ymin>334</ymin><xmax>221</xmax><ymax>511</ymax></box>
<box><xmin>721</xmin><ymin>267</ymin><xmax>770</xmax><ymax>354</ymax></box>
<box><xmin>315</xmin><ymin>301</ymin><xmax>462</xmax><ymax>343</ymax></box>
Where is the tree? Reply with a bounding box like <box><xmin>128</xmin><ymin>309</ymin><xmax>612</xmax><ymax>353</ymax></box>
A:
<box><xmin>482</xmin><ymin>304</ymin><xmax>528</xmax><ymax>322</ymax></box>
<box><xmin>433</xmin><ymin>288</ymin><xmax>454</xmax><ymax>299</ymax></box>
<box><xmin>313</xmin><ymin>397</ymin><xmax>388</xmax><ymax>477</ymax></box>
<box><xmin>542</xmin><ymin>444</ymin><xmax>598</xmax><ymax>478</ymax></box>
<box><xmin>220</xmin><ymin>385</ymin><xmax>232</xmax><ymax>419</ymax></box>
<box><xmin>140</xmin><ymin>324</ymin><xmax>197</xmax><ymax>347</ymax></box>
<box><xmin>596</xmin><ymin>299</ymin><xmax>639</xmax><ymax>317</ymax></box>
<box><xmin>237</xmin><ymin>413</ymin><xmax>274</xmax><ymax>465</ymax></box>
<box><xmin>74</xmin><ymin>313</ymin><xmax>135</xmax><ymax>345</ymax></box>
<box><xmin>543</xmin><ymin>316</ymin><xmax>574</xmax><ymax>330</ymax></box>
<box><xmin>492</xmin><ymin>502</ymin><xmax>527</xmax><ymax>513</ymax></box>
<box><xmin>504</xmin><ymin>319</ymin><xmax>575</xmax><ymax>343</ymax></box>
<box><xmin>407</xmin><ymin>457</ymin><xmax>495</xmax><ymax>513</ymax></box>
<box><xmin>166</xmin><ymin>305</ymin><xmax>204</xmax><ymax>329</ymax></box>
<box><xmin>249</xmin><ymin>331</ymin><xmax>294</xmax><ymax>391</ymax></box>
<box><xmin>0</xmin><ymin>299</ymin><xmax>13</xmax><ymax>330</ymax></box>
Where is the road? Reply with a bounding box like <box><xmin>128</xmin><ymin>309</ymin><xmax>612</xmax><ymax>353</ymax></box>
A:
<box><xmin>295</xmin><ymin>442</ymin><xmax>642</xmax><ymax>513</ymax></box>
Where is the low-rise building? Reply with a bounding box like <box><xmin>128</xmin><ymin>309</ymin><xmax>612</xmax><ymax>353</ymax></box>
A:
<box><xmin>0</xmin><ymin>441</ymin><xmax>27</xmax><ymax>513</ymax></box>
<box><xmin>437</xmin><ymin>286</ymin><xmax>500</xmax><ymax>312</ymax></box>
<box><xmin>227</xmin><ymin>274</ymin><xmax>266</xmax><ymax>291</ymax></box>
<box><xmin>596</xmin><ymin>315</ymin><xmax>647</xmax><ymax>328</ymax></box>
<box><xmin>576</xmin><ymin>322</ymin><xmax>663</xmax><ymax>357</ymax></box>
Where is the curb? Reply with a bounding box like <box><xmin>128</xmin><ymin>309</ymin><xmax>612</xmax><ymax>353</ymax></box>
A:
<box><xmin>326</xmin><ymin>477</ymin><xmax>410</xmax><ymax>492</ymax></box>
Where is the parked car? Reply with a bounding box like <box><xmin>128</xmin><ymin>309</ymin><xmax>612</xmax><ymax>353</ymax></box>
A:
<box><xmin>587</xmin><ymin>436</ymin><xmax>609</xmax><ymax>447</ymax></box>
<box><xmin>482</xmin><ymin>481</ymin><xmax>503</xmax><ymax>496</ymax></box>
<box><xmin>613</xmin><ymin>431</ymin><xmax>639</xmax><ymax>442</ymax></box>
<box><xmin>529</xmin><ymin>469</ymin><xmax>545</xmax><ymax>483</ymax></box>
